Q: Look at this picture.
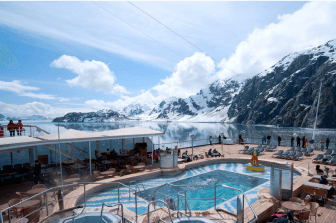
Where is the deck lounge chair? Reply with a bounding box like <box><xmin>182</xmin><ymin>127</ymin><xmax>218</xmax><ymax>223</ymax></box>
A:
<box><xmin>283</xmin><ymin>152</ymin><xmax>296</xmax><ymax>160</ymax></box>
<box><xmin>280</xmin><ymin>151</ymin><xmax>290</xmax><ymax>159</ymax></box>
<box><xmin>293</xmin><ymin>152</ymin><xmax>304</xmax><ymax>161</ymax></box>
<box><xmin>285</xmin><ymin>152</ymin><xmax>296</xmax><ymax>160</ymax></box>
<box><xmin>300</xmin><ymin>148</ymin><xmax>307</xmax><ymax>153</ymax></box>
<box><xmin>305</xmin><ymin>148</ymin><xmax>314</xmax><ymax>156</ymax></box>
<box><xmin>322</xmin><ymin>155</ymin><xmax>332</xmax><ymax>163</ymax></box>
<box><xmin>258</xmin><ymin>147</ymin><xmax>265</xmax><ymax>154</ymax></box>
<box><xmin>288</xmin><ymin>147</ymin><xmax>295</xmax><ymax>152</ymax></box>
<box><xmin>265</xmin><ymin>145</ymin><xmax>273</xmax><ymax>152</ymax></box>
<box><xmin>244</xmin><ymin>148</ymin><xmax>254</xmax><ymax>154</ymax></box>
<box><xmin>326</xmin><ymin>156</ymin><xmax>336</xmax><ymax>165</ymax></box>
<box><xmin>294</xmin><ymin>148</ymin><xmax>301</xmax><ymax>153</ymax></box>
<box><xmin>238</xmin><ymin>146</ymin><xmax>249</xmax><ymax>154</ymax></box>
<box><xmin>256</xmin><ymin>144</ymin><xmax>262</xmax><ymax>148</ymax></box>
<box><xmin>272</xmin><ymin>150</ymin><xmax>284</xmax><ymax>158</ymax></box>
<box><xmin>272</xmin><ymin>145</ymin><xmax>278</xmax><ymax>150</ymax></box>
<box><xmin>324</xmin><ymin>150</ymin><xmax>332</xmax><ymax>156</ymax></box>
<box><xmin>313</xmin><ymin>154</ymin><xmax>324</xmax><ymax>163</ymax></box>
<box><xmin>331</xmin><ymin>150</ymin><xmax>336</xmax><ymax>156</ymax></box>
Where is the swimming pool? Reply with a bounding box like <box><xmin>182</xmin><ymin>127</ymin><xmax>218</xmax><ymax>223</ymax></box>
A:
<box><xmin>78</xmin><ymin>163</ymin><xmax>299</xmax><ymax>215</ymax></box>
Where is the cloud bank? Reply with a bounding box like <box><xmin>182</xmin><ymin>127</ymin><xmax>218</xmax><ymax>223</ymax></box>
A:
<box><xmin>51</xmin><ymin>55</ymin><xmax>129</xmax><ymax>95</ymax></box>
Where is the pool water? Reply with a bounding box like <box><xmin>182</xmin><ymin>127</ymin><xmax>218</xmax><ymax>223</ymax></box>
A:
<box><xmin>138</xmin><ymin>170</ymin><xmax>268</xmax><ymax>211</ymax></box>
<box><xmin>78</xmin><ymin>163</ymin><xmax>299</xmax><ymax>215</ymax></box>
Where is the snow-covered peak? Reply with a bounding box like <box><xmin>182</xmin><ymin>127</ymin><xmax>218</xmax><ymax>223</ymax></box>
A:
<box><xmin>258</xmin><ymin>39</ymin><xmax>336</xmax><ymax>77</ymax></box>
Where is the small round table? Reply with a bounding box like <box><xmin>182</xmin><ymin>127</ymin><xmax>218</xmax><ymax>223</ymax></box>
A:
<box><xmin>63</xmin><ymin>178</ymin><xmax>80</xmax><ymax>184</ymax></box>
<box><xmin>100</xmin><ymin>171</ymin><xmax>115</xmax><ymax>176</ymax></box>
<box><xmin>16</xmin><ymin>200</ymin><xmax>41</xmax><ymax>208</ymax></box>
<box><xmin>26</xmin><ymin>188</ymin><xmax>47</xmax><ymax>195</ymax></box>
<box><xmin>282</xmin><ymin>201</ymin><xmax>305</xmax><ymax>212</ymax></box>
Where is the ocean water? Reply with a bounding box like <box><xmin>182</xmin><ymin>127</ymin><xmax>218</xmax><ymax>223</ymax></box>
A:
<box><xmin>1</xmin><ymin>120</ymin><xmax>336</xmax><ymax>167</ymax></box>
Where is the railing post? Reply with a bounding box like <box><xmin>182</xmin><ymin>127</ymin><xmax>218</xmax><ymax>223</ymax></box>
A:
<box><xmin>7</xmin><ymin>209</ymin><xmax>11</xmax><ymax>223</ymax></box>
<box><xmin>214</xmin><ymin>185</ymin><xmax>217</xmax><ymax>210</ymax></box>
<box><xmin>84</xmin><ymin>184</ymin><xmax>86</xmax><ymax>206</ymax></box>
<box><xmin>0</xmin><ymin>211</ymin><xmax>3</xmax><ymax>223</ymax></box>
<box><xmin>118</xmin><ymin>184</ymin><xmax>120</xmax><ymax>204</ymax></box>
<box><xmin>177</xmin><ymin>187</ymin><xmax>180</xmax><ymax>213</ymax></box>
<box><xmin>46</xmin><ymin>191</ymin><xmax>49</xmax><ymax>216</ymax></box>
<box><xmin>135</xmin><ymin>191</ymin><xmax>138</xmax><ymax>223</ymax></box>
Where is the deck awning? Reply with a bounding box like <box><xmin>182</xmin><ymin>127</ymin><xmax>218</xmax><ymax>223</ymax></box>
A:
<box><xmin>0</xmin><ymin>127</ymin><xmax>164</xmax><ymax>154</ymax></box>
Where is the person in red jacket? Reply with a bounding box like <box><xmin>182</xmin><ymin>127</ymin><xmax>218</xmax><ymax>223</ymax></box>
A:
<box><xmin>16</xmin><ymin>120</ymin><xmax>23</xmax><ymax>136</ymax></box>
<box><xmin>7</xmin><ymin>120</ymin><xmax>16</xmax><ymax>137</ymax></box>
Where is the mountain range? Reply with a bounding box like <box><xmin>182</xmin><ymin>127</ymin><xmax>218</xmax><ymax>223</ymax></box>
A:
<box><xmin>52</xmin><ymin>39</ymin><xmax>336</xmax><ymax>128</ymax></box>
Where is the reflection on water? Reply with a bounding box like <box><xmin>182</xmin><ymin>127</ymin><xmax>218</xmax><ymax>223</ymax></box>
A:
<box><xmin>2</xmin><ymin>120</ymin><xmax>336</xmax><ymax>145</ymax></box>
<box><xmin>1</xmin><ymin>120</ymin><xmax>336</xmax><ymax>167</ymax></box>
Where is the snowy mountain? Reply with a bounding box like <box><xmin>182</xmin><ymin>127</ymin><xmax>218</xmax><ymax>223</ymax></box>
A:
<box><xmin>52</xmin><ymin>109</ymin><xmax>128</xmax><ymax>122</ymax></box>
<box><xmin>228</xmin><ymin>39</ymin><xmax>336</xmax><ymax>128</ymax></box>
<box><xmin>127</xmin><ymin>79</ymin><xmax>243</xmax><ymax>122</ymax></box>
<box><xmin>52</xmin><ymin>39</ymin><xmax>336</xmax><ymax>128</ymax></box>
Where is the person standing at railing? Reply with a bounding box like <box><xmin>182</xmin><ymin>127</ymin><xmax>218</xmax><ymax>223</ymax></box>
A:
<box><xmin>267</xmin><ymin>135</ymin><xmax>271</xmax><ymax>145</ymax></box>
<box><xmin>16</xmin><ymin>120</ymin><xmax>23</xmax><ymax>136</ymax></box>
<box><xmin>278</xmin><ymin>136</ymin><xmax>281</xmax><ymax>146</ymax></box>
<box><xmin>320</xmin><ymin>139</ymin><xmax>325</xmax><ymax>151</ymax></box>
<box><xmin>296</xmin><ymin>136</ymin><xmax>301</xmax><ymax>147</ymax></box>
<box><xmin>7</xmin><ymin>120</ymin><xmax>16</xmax><ymax>137</ymax></box>
<box><xmin>302</xmin><ymin>136</ymin><xmax>306</xmax><ymax>148</ymax></box>
<box><xmin>262</xmin><ymin>135</ymin><xmax>266</xmax><ymax>145</ymax></box>
<box><xmin>218</xmin><ymin>135</ymin><xmax>221</xmax><ymax>144</ymax></box>
<box><xmin>290</xmin><ymin>136</ymin><xmax>294</xmax><ymax>147</ymax></box>
<box><xmin>0</xmin><ymin>124</ymin><xmax>4</xmax><ymax>138</ymax></box>
<box><xmin>326</xmin><ymin>138</ymin><xmax>330</xmax><ymax>150</ymax></box>
<box><xmin>209</xmin><ymin>136</ymin><xmax>213</xmax><ymax>145</ymax></box>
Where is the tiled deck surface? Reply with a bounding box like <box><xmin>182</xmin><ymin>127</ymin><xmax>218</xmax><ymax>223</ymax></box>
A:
<box><xmin>1</xmin><ymin>143</ymin><xmax>336</xmax><ymax>223</ymax></box>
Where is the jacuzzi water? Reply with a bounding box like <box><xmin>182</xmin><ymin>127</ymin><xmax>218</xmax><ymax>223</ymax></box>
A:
<box><xmin>78</xmin><ymin>163</ymin><xmax>299</xmax><ymax>215</ymax></box>
<box><xmin>61</xmin><ymin>212</ymin><xmax>121</xmax><ymax>223</ymax></box>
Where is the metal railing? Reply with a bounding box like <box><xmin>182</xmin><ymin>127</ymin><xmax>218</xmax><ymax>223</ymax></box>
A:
<box><xmin>176</xmin><ymin>192</ymin><xmax>191</xmax><ymax>218</ymax></box>
<box><xmin>153</xmin><ymin>183</ymin><xmax>258</xmax><ymax>223</ymax></box>
<box><xmin>1</xmin><ymin>125</ymin><xmax>50</xmax><ymax>138</ymax></box>
<box><xmin>100</xmin><ymin>203</ymin><xmax>124</xmax><ymax>223</ymax></box>
<box><xmin>129</xmin><ymin>181</ymin><xmax>148</xmax><ymax>200</ymax></box>
<box><xmin>147</xmin><ymin>200</ymin><xmax>173</xmax><ymax>223</ymax></box>
<box><xmin>0</xmin><ymin>181</ymin><xmax>139</xmax><ymax>223</ymax></box>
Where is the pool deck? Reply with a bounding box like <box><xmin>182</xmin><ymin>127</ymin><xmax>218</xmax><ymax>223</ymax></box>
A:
<box><xmin>2</xmin><ymin>143</ymin><xmax>336</xmax><ymax>223</ymax></box>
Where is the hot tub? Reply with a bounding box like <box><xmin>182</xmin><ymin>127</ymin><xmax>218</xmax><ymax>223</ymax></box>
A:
<box><xmin>61</xmin><ymin>212</ymin><xmax>121</xmax><ymax>223</ymax></box>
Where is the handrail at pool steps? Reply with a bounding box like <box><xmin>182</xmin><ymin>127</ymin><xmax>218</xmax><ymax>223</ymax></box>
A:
<box><xmin>100</xmin><ymin>203</ymin><xmax>123</xmax><ymax>223</ymax></box>
<box><xmin>153</xmin><ymin>183</ymin><xmax>258</xmax><ymax>223</ymax></box>
<box><xmin>0</xmin><ymin>182</ymin><xmax>139</xmax><ymax>223</ymax></box>
<box><xmin>177</xmin><ymin>191</ymin><xmax>191</xmax><ymax>218</ymax></box>
<box><xmin>129</xmin><ymin>180</ymin><xmax>148</xmax><ymax>200</ymax></box>
<box><xmin>147</xmin><ymin>199</ymin><xmax>173</xmax><ymax>223</ymax></box>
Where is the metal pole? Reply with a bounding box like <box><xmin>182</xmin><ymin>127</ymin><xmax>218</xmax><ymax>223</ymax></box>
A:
<box><xmin>10</xmin><ymin>152</ymin><xmax>13</xmax><ymax>167</ymax></box>
<box><xmin>192</xmin><ymin>139</ymin><xmax>194</xmax><ymax>158</ymax></box>
<box><xmin>8</xmin><ymin>209</ymin><xmax>11</xmax><ymax>223</ymax></box>
<box><xmin>214</xmin><ymin>185</ymin><xmax>217</xmax><ymax>210</ymax></box>
<box><xmin>118</xmin><ymin>184</ymin><xmax>120</xmax><ymax>204</ymax></box>
<box><xmin>89</xmin><ymin>141</ymin><xmax>92</xmax><ymax>175</ymax></box>
<box><xmin>177</xmin><ymin>187</ymin><xmax>180</xmax><ymax>213</ymax></box>
<box><xmin>308</xmin><ymin>160</ymin><xmax>310</xmax><ymax>176</ymax></box>
<box><xmin>58</xmin><ymin>123</ymin><xmax>64</xmax><ymax>199</ymax></box>
<box><xmin>135</xmin><ymin>191</ymin><xmax>138</xmax><ymax>223</ymax></box>
<box><xmin>151</xmin><ymin>141</ymin><xmax>153</xmax><ymax>165</ymax></box>
<box><xmin>313</xmin><ymin>82</ymin><xmax>322</xmax><ymax>140</ymax></box>
<box><xmin>279</xmin><ymin>170</ymin><xmax>282</xmax><ymax>202</ymax></box>
<box><xmin>46</xmin><ymin>191</ymin><xmax>49</xmax><ymax>216</ymax></box>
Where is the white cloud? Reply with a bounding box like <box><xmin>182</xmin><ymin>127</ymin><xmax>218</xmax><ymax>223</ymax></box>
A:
<box><xmin>153</xmin><ymin>52</ymin><xmax>215</xmax><ymax>99</ymax></box>
<box><xmin>0</xmin><ymin>101</ymin><xmax>92</xmax><ymax>118</ymax></box>
<box><xmin>0</xmin><ymin>80</ymin><xmax>39</xmax><ymax>93</ymax></box>
<box><xmin>215</xmin><ymin>1</ymin><xmax>336</xmax><ymax>80</ymax></box>
<box><xmin>51</xmin><ymin>55</ymin><xmax>129</xmax><ymax>95</ymax></box>
<box><xmin>0</xmin><ymin>80</ymin><xmax>70</xmax><ymax>102</ymax></box>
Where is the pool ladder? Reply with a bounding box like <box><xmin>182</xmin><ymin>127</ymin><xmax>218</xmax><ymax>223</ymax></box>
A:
<box><xmin>129</xmin><ymin>181</ymin><xmax>148</xmax><ymax>199</ymax></box>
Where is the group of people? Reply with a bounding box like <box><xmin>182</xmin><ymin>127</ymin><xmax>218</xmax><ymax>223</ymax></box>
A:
<box><xmin>208</xmin><ymin>148</ymin><xmax>221</xmax><ymax>157</ymax></box>
<box><xmin>2</xmin><ymin>120</ymin><xmax>24</xmax><ymax>137</ymax></box>
<box><xmin>95</xmin><ymin>148</ymin><xmax>118</xmax><ymax>162</ymax></box>
<box><xmin>261</xmin><ymin>135</ymin><xmax>272</xmax><ymax>145</ymax></box>
<box><xmin>209</xmin><ymin>134</ymin><xmax>227</xmax><ymax>145</ymax></box>
<box><xmin>316</xmin><ymin>165</ymin><xmax>336</xmax><ymax>198</ymax></box>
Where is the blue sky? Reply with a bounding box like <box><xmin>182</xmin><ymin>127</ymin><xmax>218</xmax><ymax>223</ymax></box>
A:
<box><xmin>1</xmin><ymin>1</ymin><xmax>336</xmax><ymax>118</ymax></box>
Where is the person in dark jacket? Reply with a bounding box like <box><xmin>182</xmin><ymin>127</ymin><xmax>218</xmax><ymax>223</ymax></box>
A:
<box><xmin>209</xmin><ymin>136</ymin><xmax>213</xmax><ymax>145</ymax></box>
<box><xmin>7</xmin><ymin>120</ymin><xmax>16</xmax><ymax>137</ymax></box>
<box><xmin>33</xmin><ymin>160</ymin><xmax>43</xmax><ymax>184</ymax></box>
<box><xmin>290</xmin><ymin>137</ymin><xmax>294</xmax><ymax>147</ymax></box>
<box><xmin>302</xmin><ymin>136</ymin><xmax>306</xmax><ymax>148</ymax></box>
<box><xmin>218</xmin><ymin>135</ymin><xmax>221</xmax><ymax>144</ymax></box>
<box><xmin>267</xmin><ymin>135</ymin><xmax>271</xmax><ymax>145</ymax></box>
<box><xmin>326</xmin><ymin>138</ymin><xmax>330</xmax><ymax>150</ymax></box>
<box><xmin>262</xmin><ymin>135</ymin><xmax>266</xmax><ymax>144</ymax></box>
<box><xmin>278</xmin><ymin>136</ymin><xmax>281</xmax><ymax>146</ymax></box>
<box><xmin>316</xmin><ymin>165</ymin><xmax>324</xmax><ymax>174</ymax></box>
<box><xmin>296</xmin><ymin>136</ymin><xmax>301</xmax><ymax>147</ymax></box>
<box><xmin>320</xmin><ymin>175</ymin><xmax>336</xmax><ymax>198</ymax></box>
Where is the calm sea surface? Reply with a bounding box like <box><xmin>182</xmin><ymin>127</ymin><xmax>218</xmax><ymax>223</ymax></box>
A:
<box><xmin>1</xmin><ymin>120</ymin><xmax>336</xmax><ymax>166</ymax></box>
